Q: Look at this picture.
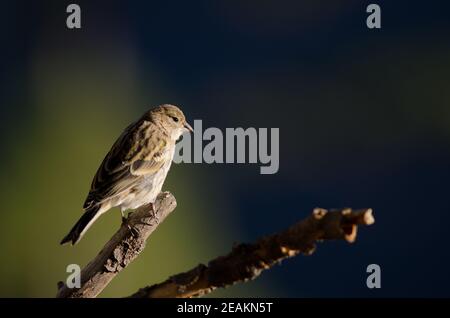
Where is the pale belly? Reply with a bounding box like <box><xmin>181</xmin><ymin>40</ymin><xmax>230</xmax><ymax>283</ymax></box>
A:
<box><xmin>117</xmin><ymin>150</ymin><xmax>174</xmax><ymax>211</ymax></box>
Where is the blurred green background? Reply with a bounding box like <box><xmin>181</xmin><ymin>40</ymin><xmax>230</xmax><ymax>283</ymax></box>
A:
<box><xmin>0</xmin><ymin>25</ymin><xmax>273</xmax><ymax>297</ymax></box>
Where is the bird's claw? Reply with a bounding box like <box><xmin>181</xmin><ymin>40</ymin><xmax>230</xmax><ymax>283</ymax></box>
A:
<box><xmin>121</xmin><ymin>212</ymin><xmax>138</xmax><ymax>236</ymax></box>
<box><xmin>128</xmin><ymin>225</ymin><xmax>139</xmax><ymax>237</ymax></box>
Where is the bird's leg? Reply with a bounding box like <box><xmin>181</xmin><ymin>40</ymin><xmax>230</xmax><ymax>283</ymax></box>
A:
<box><xmin>121</xmin><ymin>209</ymin><xmax>134</xmax><ymax>222</ymax></box>
<box><xmin>121</xmin><ymin>209</ymin><xmax>127</xmax><ymax>224</ymax></box>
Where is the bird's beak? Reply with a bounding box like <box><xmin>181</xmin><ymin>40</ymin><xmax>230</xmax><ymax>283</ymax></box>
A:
<box><xmin>184</xmin><ymin>122</ymin><xmax>194</xmax><ymax>133</ymax></box>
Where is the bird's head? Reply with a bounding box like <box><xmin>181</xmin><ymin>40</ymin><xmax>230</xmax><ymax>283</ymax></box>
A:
<box><xmin>150</xmin><ymin>104</ymin><xmax>193</xmax><ymax>141</ymax></box>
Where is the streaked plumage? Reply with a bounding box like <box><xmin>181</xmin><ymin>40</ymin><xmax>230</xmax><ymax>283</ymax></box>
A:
<box><xmin>61</xmin><ymin>104</ymin><xmax>193</xmax><ymax>245</ymax></box>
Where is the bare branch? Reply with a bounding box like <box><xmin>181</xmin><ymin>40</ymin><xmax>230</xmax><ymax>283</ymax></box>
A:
<box><xmin>128</xmin><ymin>208</ymin><xmax>374</xmax><ymax>298</ymax></box>
<box><xmin>56</xmin><ymin>191</ymin><xmax>177</xmax><ymax>298</ymax></box>
<box><xmin>56</xmin><ymin>191</ymin><xmax>374</xmax><ymax>299</ymax></box>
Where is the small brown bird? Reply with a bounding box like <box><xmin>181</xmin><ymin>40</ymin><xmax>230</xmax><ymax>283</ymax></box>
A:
<box><xmin>61</xmin><ymin>104</ymin><xmax>193</xmax><ymax>245</ymax></box>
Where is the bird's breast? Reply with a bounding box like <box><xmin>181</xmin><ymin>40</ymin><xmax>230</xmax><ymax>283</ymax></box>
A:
<box><xmin>119</xmin><ymin>146</ymin><xmax>175</xmax><ymax>211</ymax></box>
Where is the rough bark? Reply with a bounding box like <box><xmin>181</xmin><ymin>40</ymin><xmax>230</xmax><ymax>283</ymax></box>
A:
<box><xmin>56</xmin><ymin>192</ymin><xmax>374</xmax><ymax>298</ymax></box>
<box><xmin>129</xmin><ymin>207</ymin><xmax>374</xmax><ymax>298</ymax></box>
<box><xmin>56</xmin><ymin>191</ymin><xmax>177</xmax><ymax>298</ymax></box>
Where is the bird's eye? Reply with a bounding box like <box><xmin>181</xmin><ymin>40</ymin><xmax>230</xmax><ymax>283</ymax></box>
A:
<box><xmin>171</xmin><ymin>116</ymin><xmax>179</xmax><ymax>123</ymax></box>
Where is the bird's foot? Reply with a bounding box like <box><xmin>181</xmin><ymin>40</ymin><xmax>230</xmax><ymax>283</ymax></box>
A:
<box><xmin>123</xmin><ymin>217</ymin><xmax>139</xmax><ymax>236</ymax></box>
<box><xmin>128</xmin><ymin>225</ymin><xmax>140</xmax><ymax>237</ymax></box>
<box><xmin>121</xmin><ymin>211</ymin><xmax>139</xmax><ymax>236</ymax></box>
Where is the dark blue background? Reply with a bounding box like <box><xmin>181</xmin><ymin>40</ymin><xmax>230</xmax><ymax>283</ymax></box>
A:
<box><xmin>1</xmin><ymin>1</ymin><xmax>450</xmax><ymax>297</ymax></box>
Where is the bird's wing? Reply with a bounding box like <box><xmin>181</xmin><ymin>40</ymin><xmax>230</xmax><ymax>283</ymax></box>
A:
<box><xmin>83</xmin><ymin>120</ymin><xmax>169</xmax><ymax>209</ymax></box>
<box><xmin>129</xmin><ymin>138</ymin><xmax>168</xmax><ymax>175</ymax></box>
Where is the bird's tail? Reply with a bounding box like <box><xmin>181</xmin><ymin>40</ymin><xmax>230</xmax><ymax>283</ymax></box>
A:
<box><xmin>60</xmin><ymin>205</ymin><xmax>102</xmax><ymax>245</ymax></box>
